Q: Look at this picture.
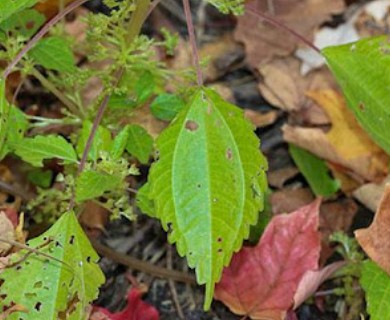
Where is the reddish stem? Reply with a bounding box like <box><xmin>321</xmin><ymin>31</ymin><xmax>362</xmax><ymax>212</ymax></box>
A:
<box><xmin>246</xmin><ymin>4</ymin><xmax>321</xmax><ymax>54</ymax></box>
<box><xmin>2</xmin><ymin>0</ymin><xmax>89</xmax><ymax>79</ymax></box>
<box><xmin>182</xmin><ymin>0</ymin><xmax>203</xmax><ymax>86</ymax></box>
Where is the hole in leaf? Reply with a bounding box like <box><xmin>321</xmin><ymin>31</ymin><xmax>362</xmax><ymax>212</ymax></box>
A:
<box><xmin>5</xmin><ymin>194</ymin><xmax>15</xmax><ymax>203</ymax></box>
<box><xmin>86</xmin><ymin>256</ymin><xmax>91</xmax><ymax>263</ymax></box>
<box><xmin>217</xmin><ymin>237</ymin><xmax>222</xmax><ymax>243</ymax></box>
<box><xmin>16</xmin><ymin>266</ymin><xmax>22</xmax><ymax>271</ymax></box>
<box><xmin>359</xmin><ymin>102</ymin><xmax>365</xmax><ymax>111</ymax></box>
<box><xmin>55</xmin><ymin>241</ymin><xmax>62</xmax><ymax>247</ymax></box>
<box><xmin>34</xmin><ymin>302</ymin><xmax>42</xmax><ymax>311</ymax></box>
<box><xmin>69</xmin><ymin>235</ymin><xmax>75</xmax><ymax>245</ymax></box>
<box><xmin>218</xmin><ymin>249</ymin><xmax>223</xmax><ymax>254</ymax></box>
<box><xmin>185</xmin><ymin>120</ymin><xmax>198</xmax><ymax>131</ymax></box>
<box><xmin>226</xmin><ymin>148</ymin><xmax>233</xmax><ymax>160</ymax></box>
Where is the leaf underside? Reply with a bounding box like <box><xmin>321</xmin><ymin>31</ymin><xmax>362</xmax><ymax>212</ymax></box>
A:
<box><xmin>322</xmin><ymin>36</ymin><xmax>390</xmax><ymax>155</ymax></box>
<box><xmin>148</xmin><ymin>88</ymin><xmax>267</xmax><ymax>309</ymax></box>
<box><xmin>0</xmin><ymin>211</ymin><xmax>105</xmax><ymax>320</ymax></box>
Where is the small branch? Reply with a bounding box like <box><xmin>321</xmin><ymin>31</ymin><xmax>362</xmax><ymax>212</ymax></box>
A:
<box><xmin>0</xmin><ymin>180</ymin><xmax>30</xmax><ymax>201</ymax></box>
<box><xmin>30</xmin><ymin>67</ymin><xmax>83</xmax><ymax>118</ymax></box>
<box><xmin>167</xmin><ymin>245</ymin><xmax>185</xmax><ymax>319</ymax></box>
<box><xmin>91</xmin><ymin>239</ymin><xmax>196</xmax><ymax>284</ymax></box>
<box><xmin>246</xmin><ymin>4</ymin><xmax>321</xmax><ymax>54</ymax></box>
<box><xmin>182</xmin><ymin>0</ymin><xmax>203</xmax><ymax>86</ymax></box>
<box><xmin>3</xmin><ymin>0</ymin><xmax>89</xmax><ymax>79</ymax></box>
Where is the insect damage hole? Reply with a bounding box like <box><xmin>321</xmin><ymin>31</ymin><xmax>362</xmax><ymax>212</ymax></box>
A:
<box><xmin>185</xmin><ymin>120</ymin><xmax>199</xmax><ymax>131</ymax></box>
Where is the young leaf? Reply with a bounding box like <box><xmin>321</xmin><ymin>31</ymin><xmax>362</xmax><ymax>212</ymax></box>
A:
<box><xmin>29</xmin><ymin>36</ymin><xmax>76</xmax><ymax>73</ymax></box>
<box><xmin>148</xmin><ymin>88</ymin><xmax>267</xmax><ymax>309</ymax></box>
<box><xmin>13</xmin><ymin>135</ymin><xmax>78</xmax><ymax>167</ymax></box>
<box><xmin>110</xmin><ymin>125</ymin><xmax>130</xmax><ymax>160</ymax></box>
<box><xmin>27</xmin><ymin>169</ymin><xmax>53</xmax><ymax>188</ymax></box>
<box><xmin>151</xmin><ymin>93</ymin><xmax>185</xmax><ymax>121</ymax></box>
<box><xmin>323</xmin><ymin>36</ymin><xmax>390</xmax><ymax>155</ymax></box>
<box><xmin>0</xmin><ymin>211</ymin><xmax>105</xmax><ymax>320</ymax></box>
<box><xmin>136</xmin><ymin>182</ymin><xmax>155</xmax><ymax>218</ymax></box>
<box><xmin>76</xmin><ymin>121</ymin><xmax>113</xmax><ymax>162</ymax></box>
<box><xmin>76</xmin><ymin>170</ymin><xmax>122</xmax><ymax>203</ymax></box>
<box><xmin>135</xmin><ymin>71</ymin><xmax>155</xmax><ymax>104</ymax></box>
<box><xmin>214</xmin><ymin>200</ymin><xmax>321</xmax><ymax>319</ymax></box>
<box><xmin>0</xmin><ymin>79</ymin><xmax>10</xmax><ymax>160</ymax></box>
<box><xmin>289</xmin><ymin>144</ymin><xmax>340</xmax><ymax>197</ymax></box>
<box><xmin>207</xmin><ymin>0</ymin><xmax>244</xmax><ymax>14</ymax></box>
<box><xmin>361</xmin><ymin>260</ymin><xmax>390</xmax><ymax>320</ymax></box>
<box><xmin>0</xmin><ymin>0</ymin><xmax>38</xmax><ymax>23</ymax></box>
<box><xmin>125</xmin><ymin>124</ymin><xmax>154</xmax><ymax>164</ymax></box>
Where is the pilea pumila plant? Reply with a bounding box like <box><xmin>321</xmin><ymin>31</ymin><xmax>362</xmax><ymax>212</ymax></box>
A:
<box><xmin>1</xmin><ymin>0</ymin><xmax>390</xmax><ymax>319</ymax></box>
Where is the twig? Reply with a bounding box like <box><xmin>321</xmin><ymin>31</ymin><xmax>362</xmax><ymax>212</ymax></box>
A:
<box><xmin>2</xmin><ymin>0</ymin><xmax>89</xmax><ymax>79</ymax></box>
<box><xmin>0</xmin><ymin>180</ymin><xmax>30</xmax><ymax>201</ymax></box>
<box><xmin>167</xmin><ymin>245</ymin><xmax>185</xmax><ymax>319</ymax></box>
<box><xmin>90</xmin><ymin>239</ymin><xmax>196</xmax><ymax>284</ymax></box>
<box><xmin>182</xmin><ymin>0</ymin><xmax>203</xmax><ymax>86</ymax></box>
<box><xmin>246</xmin><ymin>4</ymin><xmax>321</xmax><ymax>54</ymax></box>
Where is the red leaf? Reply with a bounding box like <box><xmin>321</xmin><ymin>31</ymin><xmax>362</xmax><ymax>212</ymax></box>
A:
<box><xmin>90</xmin><ymin>288</ymin><xmax>159</xmax><ymax>320</ymax></box>
<box><xmin>214</xmin><ymin>199</ymin><xmax>321</xmax><ymax>320</ymax></box>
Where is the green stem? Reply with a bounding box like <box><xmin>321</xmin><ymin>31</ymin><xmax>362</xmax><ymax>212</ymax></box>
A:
<box><xmin>30</xmin><ymin>67</ymin><xmax>84</xmax><ymax>118</ymax></box>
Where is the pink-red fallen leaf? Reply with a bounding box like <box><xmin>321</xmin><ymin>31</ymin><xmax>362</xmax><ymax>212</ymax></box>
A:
<box><xmin>214</xmin><ymin>199</ymin><xmax>322</xmax><ymax>320</ymax></box>
<box><xmin>91</xmin><ymin>288</ymin><xmax>159</xmax><ymax>320</ymax></box>
<box><xmin>293</xmin><ymin>261</ymin><xmax>346</xmax><ymax>309</ymax></box>
<box><xmin>1</xmin><ymin>207</ymin><xmax>18</xmax><ymax>227</ymax></box>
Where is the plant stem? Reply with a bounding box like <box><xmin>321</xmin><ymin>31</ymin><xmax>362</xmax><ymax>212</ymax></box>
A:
<box><xmin>30</xmin><ymin>67</ymin><xmax>84</xmax><ymax>118</ymax></box>
<box><xmin>2</xmin><ymin>0</ymin><xmax>89</xmax><ymax>79</ymax></box>
<box><xmin>246</xmin><ymin>4</ymin><xmax>321</xmax><ymax>54</ymax></box>
<box><xmin>182</xmin><ymin>0</ymin><xmax>203</xmax><ymax>86</ymax></box>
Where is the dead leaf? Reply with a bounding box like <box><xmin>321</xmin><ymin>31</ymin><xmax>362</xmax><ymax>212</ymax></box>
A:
<box><xmin>0</xmin><ymin>212</ymin><xmax>15</xmax><ymax>255</ymax></box>
<box><xmin>35</xmin><ymin>0</ymin><xmax>76</xmax><ymax>18</ymax></box>
<box><xmin>268</xmin><ymin>166</ymin><xmax>299</xmax><ymax>189</ymax></box>
<box><xmin>79</xmin><ymin>201</ymin><xmax>109</xmax><ymax>237</ymax></box>
<box><xmin>293</xmin><ymin>261</ymin><xmax>346</xmax><ymax>308</ymax></box>
<box><xmin>355</xmin><ymin>184</ymin><xmax>390</xmax><ymax>275</ymax></box>
<box><xmin>214</xmin><ymin>199</ymin><xmax>321</xmax><ymax>319</ymax></box>
<box><xmin>235</xmin><ymin>0</ymin><xmax>344</xmax><ymax>68</ymax></box>
<box><xmin>244</xmin><ymin>109</ymin><xmax>279</xmax><ymax>128</ymax></box>
<box><xmin>128</xmin><ymin>104</ymin><xmax>167</xmax><ymax>139</ymax></box>
<box><xmin>283</xmin><ymin>90</ymin><xmax>389</xmax><ymax>182</ymax></box>
<box><xmin>353</xmin><ymin>176</ymin><xmax>390</xmax><ymax>212</ymax></box>
<box><xmin>258</xmin><ymin>57</ymin><xmax>336</xmax><ymax>114</ymax></box>
<box><xmin>270</xmin><ymin>188</ymin><xmax>314</xmax><ymax>214</ymax></box>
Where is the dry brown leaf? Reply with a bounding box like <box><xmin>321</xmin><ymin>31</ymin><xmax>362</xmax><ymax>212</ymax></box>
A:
<box><xmin>353</xmin><ymin>176</ymin><xmax>390</xmax><ymax>212</ymax></box>
<box><xmin>244</xmin><ymin>109</ymin><xmax>279</xmax><ymax>128</ymax></box>
<box><xmin>328</xmin><ymin>162</ymin><xmax>361</xmax><ymax>193</ymax></box>
<box><xmin>258</xmin><ymin>57</ymin><xmax>336</xmax><ymax>114</ymax></box>
<box><xmin>235</xmin><ymin>0</ymin><xmax>344</xmax><ymax>68</ymax></box>
<box><xmin>283</xmin><ymin>90</ymin><xmax>389</xmax><ymax>182</ymax></box>
<box><xmin>267</xmin><ymin>166</ymin><xmax>299</xmax><ymax>189</ymax></box>
<box><xmin>0</xmin><ymin>212</ymin><xmax>15</xmax><ymax>255</ymax></box>
<box><xmin>79</xmin><ymin>201</ymin><xmax>109</xmax><ymax>236</ymax></box>
<box><xmin>35</xmin><ymin>0</ymin><xmax>76</xmax><ymax>18</ymax></box>
<box><xmin>270</xmin><ymin>188</ymin><xmax>314</xmax><ymax>214</ymax></box>
<box><xmin>128</xmin><ymin>104</ymin><xmax>167</xmax><ymax>139</ymax></box>
<box><xmin>355</xmin><ymin>184</ymin><xmax>390</xmax><ymax>275</ymax></box>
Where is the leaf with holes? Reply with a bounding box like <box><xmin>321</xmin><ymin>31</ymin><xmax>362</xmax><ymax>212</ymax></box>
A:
<box><xmin>323</xmin><ymin>36</ymin><xmax>390</xmax><ymax>155</ymax></box>
<box><xmin>148</xmin><ymin>87</ymin><xmax>267</xmax><ymax>309</ymax></box>
<box><xmin>0</xmin><ymin>211</ymin><xmax>105</xmax><ymax>320</ymax></box>
<box><xmin>13</xmin><ymin>135</ymin><xmax>78</xmax><ymax>167</ymax></box>
<box><xmin>361</xmin><ymin>259</ymin><xmax>390</xmax><ymax>320</ymax></box>
<box><xmin>0</xmin><ymin>9</ymin><xmax>45</xmax><ymax>38</ymax></box>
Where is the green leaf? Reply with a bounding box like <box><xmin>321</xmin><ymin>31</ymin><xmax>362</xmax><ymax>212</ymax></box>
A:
<box><xmin>76</xmin><ymin>170</ymin><xmax>122</xmax><ymax>202</ymax></box>
<box><xmin>0</xmin><ymin>9</ymin><xmax>45</xmax><ymax>38</ymax></box>
<box><xmin>136</xmin><ymin>182</ymin><xmax>155</xmax><ymax>217</ymax></box>
<box><xmin>125</xmin><ymin>124</ymin><xmax>153</xmax><ymax>164</ymax></box>
<box><xmin>0</xmin><ymin>211</ymin><xmax>105</xmax><ymax>320</ymax></box>
<box><xmin>148</xmin><ymin>88</ymin><xmax>267</xmax><ymax>309</ymax></box>
<box><xmin>13</xmin><ymin>135</ymin><xmax>78</xmax><ymax>167</ymax></box>
<box><xmin>135</xmin><ymin>71</ymin><xmax>155</xmax><ymax>104</ymax></box>
<box><xmin>151</xmin><ymin>93</ymin><xmax>186</xmax><ymax>121</ymax></box>
<box><xmin>110</xmin><ymin>125</ymin><xmax>130</xmax><ymax>160</ymax></box>
<box><xmin>27</xmin><ymin>169</ymin><xmax>53</xmax><ymax>188</ymax></box>
<box><xmin>207</xmin><ymin>0</ymin><xmax>244</xmax><ymax>14</ymax></box>
<box><xmin>29</xmin><ymin>36</ymin><xmax>76</xmax><ymax>73</ymax></box>
<box><xmin>0</xmin><ymin>105</ymin><xmax>29</xmax><ymax>159</ymax></box>
<box><xmin>0</xmin><ymin>0</ymin><xmax>38</xmax><ymax>23</ymax></box>
<box><xmin>323</xmin><ymin>36</ymin><xmax>390</xmax><ymax>154</ymax></box>
<box><xmin>76</xmin><ymin>121</ymin><xmax>113</xmax><ymax>162</ymax></box>
<box><xmin>108</xmin><ymin>93</ymin><xmax>137</xmax><ymax>110</ymax></box>
<box><xmin>0</xmin><ymin>79</ymin><xmax>10</xmax><ymax>160</ymax></box>
<box><xmin>289</xmin><ymin>144</ymin><xmax>340</xmax><ymax>197</ymax></box>
<box><xmin>361</xmin><ymin>260</ymin><xmax>390</xmax><ymax>320</ymax></box>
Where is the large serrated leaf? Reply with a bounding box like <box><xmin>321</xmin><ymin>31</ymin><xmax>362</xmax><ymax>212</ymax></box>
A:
<box><xmin>323</xmin><ymin>36</ymin><xmax>390</xmax><ymax>154</ymax></box>
<box><xmin>0</xmin><ymin>0</ymin><xmax>38</xmax><ymax>23</ymax></box>
<box><xmin>13</xmin><ymin>135</ymin><xmax>78</xmax><ymax>167</ymax></box>
<box><xmin>361</xmin><ymin>260</ymin><xmax>390</xmax><ymax>320</ymax></box>
<box><xmin>0</xmin><ymin>211</ymin><xmax>105</xmax><ymax>320</ymax></box>
<box><xmin>148</xmin><ymin>88</ymin><xmax>267</xmax><ymax>309</ymax></box>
